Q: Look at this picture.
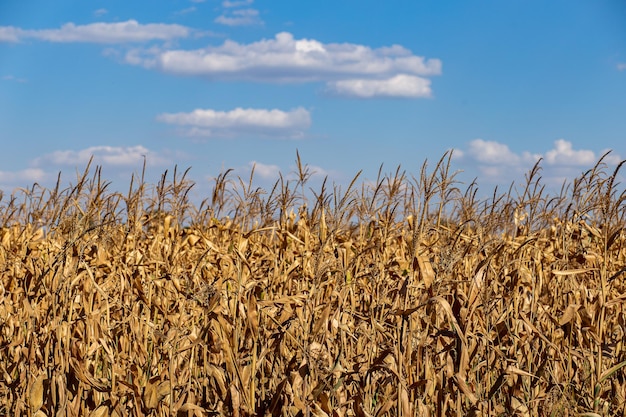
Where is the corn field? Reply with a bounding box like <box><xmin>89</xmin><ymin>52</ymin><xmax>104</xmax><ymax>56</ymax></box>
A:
<box><xmin>1</xmin><ymin>152</ymin><xmax>626</xmax><ymax>416</ymax></box>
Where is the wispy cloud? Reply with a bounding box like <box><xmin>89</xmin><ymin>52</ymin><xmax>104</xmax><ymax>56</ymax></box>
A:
<box><xmin>223</xmin><ymin>0</ymin><xmax>254</xmax><ymax>7</ymax></box>
<box><xmin>157</xmin><ymin>107</ymin><xmax>311</xmax><ymax>139</ymax></box>
<box><xmin>215</xmin><ymin>8</ymin><xmax>263</xmax><ymax>26</ymax></box>
<box><xmin>34</xmin><ymin>145</ymin><xmax>172</xmax><ymax>167</ymax></box>
<box><xmin>0</xmin><ymin>20</ymin><xmax>192</xmax><ymax>44</ymax></box>
<box><xmin>214</xmin><ymin>0</ymin><xmax>262</xmax><ymax>26</ymax></box>
<box><xmin>0</xmin><ymin>168</ymin><xmax>47</xmax><ymax>185</ymax></box>
<box><xmin>93</xmin><ymin>8</ymin><xmax>108</xmax><ymax>17</ymax></box>
<box><xmin>126</xmin><ymin>32</ymin><xmax>441</xmax><ymax>98</ymax></box>
<box><xmin>2</xmin><ymin>75</ymin><xmax>28</xmax><ymax>83</ymax></box>
<box><xmin>454</xmin><ymin>139</ymin><xmax>622</xmax><ymax>185</ymax></box>
<box><xmin>174</xmin><ymin>7</ymin><xmax>197</xmax><ymax>16</ymax></box>
<box><xmin>618</xmin><ymin>63</ymin><xmax>626</xmax><ymax>71</ymax></box>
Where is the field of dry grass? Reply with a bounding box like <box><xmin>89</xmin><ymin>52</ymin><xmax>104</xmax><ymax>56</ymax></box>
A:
<box><xmin>1</xmin><ymin>153</ymin><xmax>626</xmax><ymax>416</ymax></box>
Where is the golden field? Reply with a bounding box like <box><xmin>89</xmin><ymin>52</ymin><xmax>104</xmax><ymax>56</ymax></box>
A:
<box><xmin>1</xmin><ymin>153</ymin><xmax>625</xmax><ymax>416</ymax></box>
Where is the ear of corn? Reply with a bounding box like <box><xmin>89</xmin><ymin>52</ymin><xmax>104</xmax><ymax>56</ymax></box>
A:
<box><xmin>1</xmin><ymin>153</ymin><xmax>626</xmax><ymax>416</ymax></box>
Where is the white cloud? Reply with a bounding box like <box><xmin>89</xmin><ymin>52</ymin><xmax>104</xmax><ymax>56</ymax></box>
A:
<box><xmin>457</xmin><ymin>139</ymin><xmax>622</xmax><ymax>185</ymax></box>
<box><xmin>215</xmin><ymin>8</ymin><xmax>263</xmax><ymax>26</ymax></box>
<box><xmin>598</xmin><ymin>150</ymin><xmax>623</xmax><ymax>165</ymax></box>
<box><xmin>124</xmin><ymin>32</ymin><xmax>441</xmax><ymax>98</ymax></box>
<box><xmin>175</xmin><ymin>7</ymin><xmax>197</xmax><ymax>16</ymax></box>
<box><xmin>617</xmin><ymin>63</ymin><xmax>626</xmax><ymax>71</ymax></box>
<box><xmin>0</xmin><ymin>26</ymin><xmax>20</xmax><ymax>42</ymax></box>
<box><xmin>303</xmin><ymin>164</ymin><xmax>331</xmax><ymax>179</ymax></box>
<box><xmin>34</xmin><ymin>145</ymin><xmax>171</xmax><ymax>167</ymax></box>
<box><xmin>544</xmin><ymin>139</ymin><xmax>596</xmax><ymax>166</ymax></box>
<box><xmin>449</xmin><ymin>148</ymin><xmax>464</xmax><ymax>159</ymax></box>
<box><xmin>223</xmin><ymin>0</ymin><xmax>254</xmax><ymax>7</ymax></box>
<box><xmin>0</xmin><ymin>20</ymin><xmax>191</xmax><ymax>44</ymax></box>
<box><xmin>327</xmin><ymin>74</ymin><xmax>432</xmax><ymax>98</ymax></box>
<box><xmin>0</xmin><ymin>168</ymin><xmax>47</xmax><ymax>184</ymax></box>
<box><xmin>236</xmin><ymin>160</ymin><xmax>333</xmax><ymax>184</ymax></box>
<box><xmin>157</xmin><ymin>107</ymin><xmax>311</xmax><ymax>138</ymax></box>
<box><xmin>93</xmin><ymin>8</ymin><xmax>108</xmax><ymax>17</ymax></box>
<box><xmin>467</xmin><ymin>139</ymin><xmax>525</xmax><ymax>165</ymax></box>
<box><xmin>249</xmin><ymin>161</ymin><xmax>281</xmax><ymax>179</ymax></box>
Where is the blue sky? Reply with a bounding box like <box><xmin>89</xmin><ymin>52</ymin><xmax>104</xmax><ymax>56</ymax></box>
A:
<box><xmin>1</xmin><ymin>0</ymin><xmax>625</xmax><ymax>201</ymax></box>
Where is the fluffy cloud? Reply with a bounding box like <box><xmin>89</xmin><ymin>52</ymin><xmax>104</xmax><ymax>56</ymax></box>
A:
<box><xmin>157</xmin><ymin>107</ymin><xmax>311</xmax><ymax>138</ymax></box>
<box><xmin>466</xmin><ymin>139</ymin><xmax>539</xmax><ymax>165</ymax></box>
<box><xmin>544</xmin><ymin>139</ymin><xmax>596</xmax><ymax>166</ymax></box>
<box><xmin>215</xmin><ymin>9</ymin><xmax>263</xmax><ymax>26</ymax></box>
<box><xmin>125</xmin><ymin>32</ymin><xmax>441</xmax><ymax>98</ymax></box>
<box><xmin>327</xmin><ymin>74</ymin><xmax>432</xmax><ymax>98</ymax></box>
<box><xmin>0</xmin><ymin>20</ymin><xmax>191</xmax><ymax>44</ymax></box>
<box><xmin>34</xmin><ymin>145</ymin><xmax>171</xmax><ymax>167</ymax></box>
<box><xmin>456</xmin><ymin>139</ymin><xmax>622</xmax><ymax>185</ymax></box>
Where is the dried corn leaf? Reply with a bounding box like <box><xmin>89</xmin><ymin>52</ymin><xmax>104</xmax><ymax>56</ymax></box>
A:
<box><xmin>29</xmin><ymin>373</ymin><xmax>46</xmax><ymax>411</ymax></box>
<box><xmin>69</xmin><ymin>358</ymin><xmax>109</xmax><ymax>392</ymax></box>
<box><xmin>559</xmin><ymin>304</ymin><xmax>580</xmax><ymax>326</ymax></box>
<box><xmin>89</xmin><ymin>405</ymin><xmax>109</xmax><ymax>417</ymax></box>
<box><xmin>143</xmin><ymin>379</ymin><xmax>170</xmax><ymax>410</ymax></box>
<box><xmin>552</xmin><ymin>268</ymin><xmax>597</xmax><ymax>276</ymax></box>
<box><xmin>417</xmin><ymin>255</ymin><xmax>435</xmax><ymax>288</ymax></box>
